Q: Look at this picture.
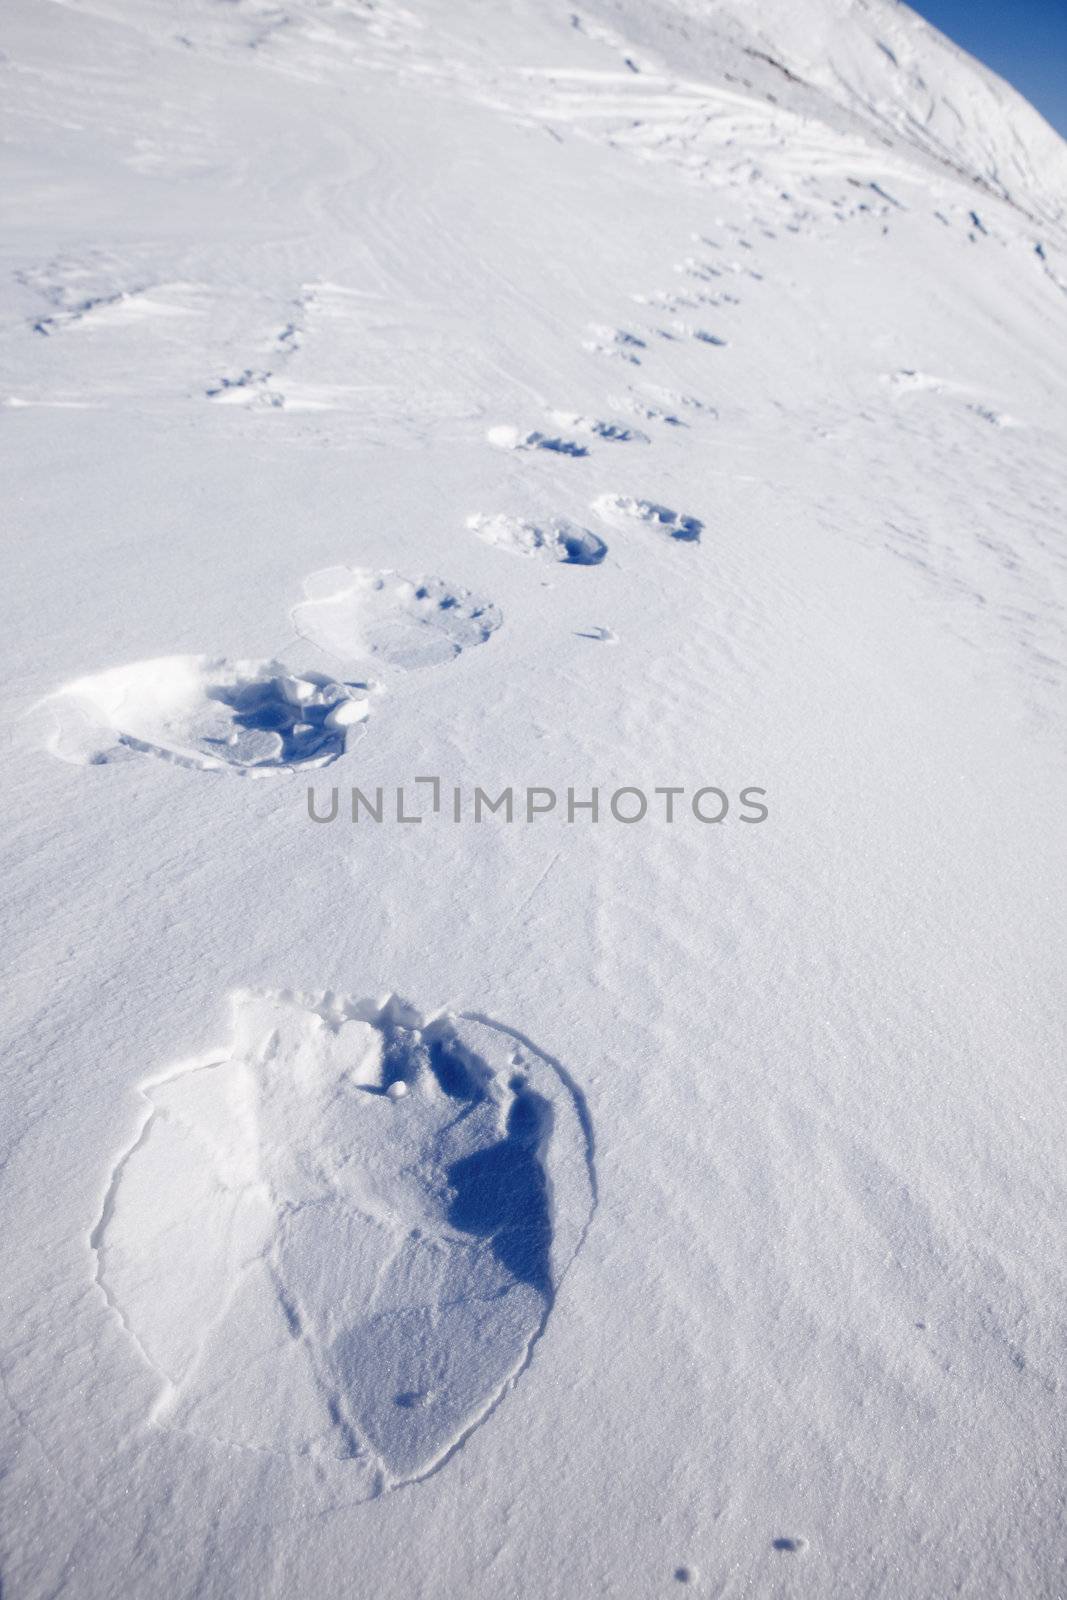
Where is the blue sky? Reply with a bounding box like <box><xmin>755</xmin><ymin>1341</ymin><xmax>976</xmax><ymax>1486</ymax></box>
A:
<box><xmin>911</xmin><ymin>0</ymin><xmax>1067</xmax><ymax>138</ymax></box>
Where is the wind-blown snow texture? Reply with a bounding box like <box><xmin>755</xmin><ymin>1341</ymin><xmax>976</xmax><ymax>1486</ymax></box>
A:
<box><xmin>1</xmin><ymin>1</ymin><xmax>1065</xmax><ymax>1597</ymax></box>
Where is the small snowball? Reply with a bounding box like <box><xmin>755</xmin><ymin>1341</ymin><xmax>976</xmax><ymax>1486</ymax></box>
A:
<box><xmin>387</xmin><ymin>1081</ymin><xmax>408</xmax><ymax>1101</ymax></box>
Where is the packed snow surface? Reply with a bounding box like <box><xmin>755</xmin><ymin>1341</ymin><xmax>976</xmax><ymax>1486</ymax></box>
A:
<box><xmin>1</xmin><ymin>0</ymin><xmax>1065</xmax><ymax>1596</ymax></box>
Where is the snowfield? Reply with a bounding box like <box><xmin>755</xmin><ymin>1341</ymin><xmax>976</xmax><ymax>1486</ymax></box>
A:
<box><xmin>1</xmin><ymin>0</ymin><xmax>1065</xmax><ymax>1596</ymax></box>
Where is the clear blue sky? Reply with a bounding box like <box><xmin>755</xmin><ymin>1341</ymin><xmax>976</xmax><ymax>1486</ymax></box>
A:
<box><xmin>911</xmin><ymin>0</ymin><xmax>1067</xmax><ymax>138</ymax></box>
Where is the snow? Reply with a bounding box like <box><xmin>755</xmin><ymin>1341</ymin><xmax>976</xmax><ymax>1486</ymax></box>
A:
<box><xmin>1</xmin><ymin>0</ymin><xmax>1065</xmax><ymax>1596</ymax></box>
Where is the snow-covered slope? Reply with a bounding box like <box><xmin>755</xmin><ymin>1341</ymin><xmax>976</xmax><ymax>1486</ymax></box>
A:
<box><xmin>1</xmin><ymin>1</ymin><xmax>1065</xmax><ymax>1597</ymax></box>
<box><xmin>577</xmin><ymin>0</ymin><xmax>1067</xmax><ymax>223</ymax></box>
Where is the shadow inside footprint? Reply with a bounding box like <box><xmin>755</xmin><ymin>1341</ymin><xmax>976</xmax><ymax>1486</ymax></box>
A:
<box><xmin>206</xmin><ymin>675</ymin><xmax>352</xmax><ymax>767</ymax></box>
<box><xmin>537</xmin><ymin>436</ymin><xmax>588</xmax><ymax>457</ymax></box>
<box><xmin>429</xmin><ymin>1038</ymin><xmax>553</xmax><ymax>1291</ymax></box>
<box><xmin>447</xmin><ymin>1088</ymin><xmax>554</xmax><ymax>1294</ymax></box>
<box><xmin>557</xmin><ymin>526</ymin><xmax>608</xmax><ymax>565</ymax></box>
<box><xmin>429</xmin><ymin>1037</ymin><xmax>483</xmax><ymax>1099</ymax></box>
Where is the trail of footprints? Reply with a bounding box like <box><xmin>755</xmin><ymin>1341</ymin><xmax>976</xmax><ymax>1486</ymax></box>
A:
<box><xmin>469</xmin><ymin>231</ymin><xmax>737</xmax><ymax>571</ymax></box>
<box><xmin>47</xmin><ymin>126</ymin><xmax>1047</xmax><ymax>1506</ymax></box>
<box><xmin>37</xmin><ymin>75</ymin><xmax>1037</xmax><ymax>1502</ymax></box>
<box><xmin>65</xmin><ymin>226</ymin><xmax>743</xmax><ymax>1489</ymax></box>
<box><xmin>45</xmin><ymin>235</ymin><xmax>732</xmax><ymax>769</ymax></box>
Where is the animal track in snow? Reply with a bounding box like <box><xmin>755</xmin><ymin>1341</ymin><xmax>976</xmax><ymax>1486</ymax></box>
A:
<box><xmin>17</xmin><ymin>258</ymin><xmax>198</xmax><ymax>337</ymax></box>
<box><xmin>93</xmin><ymin>991</ymin><xmax>595</xmax><ymax>1490</ymax></box>
<box><xmin>884</xmin><ymin>371</ymin><xmax>1017</xmax><ymax>427</ymax></box>
<box><xmin>655</xmin><ymin>322</ymin><xmax>728</xmax><ymax>347</ymax></box>
<box><xmin>631</xmin><ymin>290</ymin><xmax>703</xmax><ymax>312</ymax></box>
<box><xmin>674</xmin><ymin>255</ymin><xmax>723</xmax><ymax>282</ymax></box>
<box><xmin>208</xmin><ymin>375</ymin><xmax>365</xmax><ymax>413</ymax></box>
<box><xmin>206</xmin><ymin>285</ymin><xmax>367</xmax><ymax>413</ymax></box>
<box><xmin>612</xmin><ymin>395</ymin><xmax>688</xmax><ymax>428</ymax></box>
<box><xmin>486</xmin><ymin>425</ymin><xmax>587</xmax><ymax>457</ymax></box>
<box><xmin>682</xmin><ymin>290</ymin><xmax>742</xmax><ymax>310</ymax></box>
<box><xmin>634</xmin><ymin>383</ymin><xmax>719</xmax><ymax>419</ymax></box>
<box><xmin>885</xmin><ymin>368</ymin><xmax>951</xmax><ymax>395</ymax></box>
<box><xmin>29</xmin><ymin>286</ymin><xmax>154</xmax><ymax>336</ymax></box>
<box><xmin>966</xmin><ymin>402</ymin><xmax>1016</xmax><ymax>427</ymax></box>
<box><xmin>547</xmin><ymin>411</ymin><xmax>649</xmax><ymax>444</ymax></box>
<box><xmin>293</xmin><ymin>568</ymin><xmax>502</xmax><ymax>670</ymax></box>
<box><xmin>45</xmin><ymin>659</ymin><xmax>369</xmax><ymax>773</ymax></box>
<box><xmin>206</xmin><ymin>368</ymin><xmax>285</xmax><ymax>409</ymax></box>
<box><xmin>592</xmin><ymin>494</ymin><xmax>703</xmax><ymax>542</ymax></box>
<box><xmin>582</xmin><ymin>324</ymin><xmax>647</xmax><ymax>364</ymax></box>
<box><xmin>467</xmin><ymin>513</ymin><xmax>607</xmax><ymax>566</ymax></box>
